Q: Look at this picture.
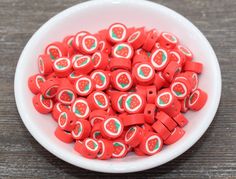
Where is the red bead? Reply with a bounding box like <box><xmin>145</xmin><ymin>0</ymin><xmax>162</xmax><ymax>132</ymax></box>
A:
<box><xmin>51</xmin><ymin>102</ymin><xmax>71</xmax><ymax>122</ymax></box>
<box><xmin>38</xmin><ymin>54</ymin><xmax>53</xmax><ymax>75</ymax></box>
<box><xmin>71</xmin><ymin>119</ymin><xmax>91</xmax><ymax>140</ymax></box>
<box><xmin>132</xmin><ymin>62</ymin><xmax>155</xmax><ymax>85</ymax></box>
<box><xmin>112</xmin><ymin>140</ymin><xmax>128</xmax><ymax>158</ymax></box>
<box><xmin>110</xmin><ymin>91</ymin><xmax>128</xmax><ymax>113</ymax></box>
<box><xmin>112</xmin><ymin>42</ymin><xmax>134</xmax><ymax>60</ymax></box>
<box><xmin>73</xmin><ymin>55</ymin><xmax>94</xmax><ymax>75</ymax></box>
<box><xmin>90</xmin><ymin>70</ymin><xmax>110</xmax><ymax>91</ymax></box>
<box><xmin>56</xmin><ymin>79</ymin><xmax>76</xmax><ymax>105</ymax></box>
<box><xmin>109</xmin><ymin>58</ymin><xmax>131</xmax><ymax>71</ymax></box>
<box><xmin>28</xmin><ymin>74</ymin><xmax>45</xmax><ymax>94</ymax></box>
<box><xmin>155</xmin><ymin>111</ymin><xmax>177</xmax><ymax>131</ymax></box>
<box><xmin>150</xmin><ymin>48</ymin><xmax>170</xmax><ymax>71</ymax></box>
<box><xmin>123</xmin><ymin>93</ymin><xmax>145</xmax><ymax>114</ymax></box>
<box><xmin>45</xmin><ymin>41</ymin><xmax>68</xmax><ymax>60</ymax></box>
<box><xmin>184</xmin><ymin>61</ymin><xmax>203</xmax><ymax>74</ymax></box>
<box><xmin>71</xmin><ymin>98</ymin><xmax>90</xmax><ymax>119</ymax></box>
<box><xmin>55</xmin><ymin>127</ymin><xmax>74</xmax><ymax>143</ymax></box>
<box><xmin>74</xmin><ymin>75</ymin><xmax>95</xmax><ymax>96</ymax></box>
<box><xmin>89</xmin><ymin>109</ymin><xmax>107</xmax><ymax>126</ymax></box>
<box><xmin>90</xmin><ymin>123</ymin><xmax>102</xmax><ymax>140</ymax></box>
<box><xmin>40</xmin><ymin>78</ymin><xmax>59</xmax><ymax>98</ymax></box>
<box><xmin>158</xmin><ymin>32</ymin><xmax>178</xmax><ymax>50</ymax></box>
<box><xmin>101</xmin><ymin>116</ymin><xmax>124</xmax><ymax>139</ymax></box>
<box><xmin>142</xmin><ymin>29</ymin><xmax>159</xmax><ymax>51</ymax></box>
<box><xmin>53</xmin><ymin>57</ymin><xmax>73</xmax><ymax>77</ymax></box>
<box><xmin>132</xmin><ymin>54</ymin><xmax>149</xmax><ymax>66</ymax></box>
<box><xmin>139</xmin><ymin>132</ymin><xmax>163</xmax><ymax>155</ymax></box>
<box><xmin>92</xmin><ymin>52</ymin><xmax>109</xmax><ymax>70</ymax></box>
<box><xmin>146</xmin><ymin>86</ymin><xmax>157</xmax><ymax>104</ymax></box>
<box><xmin>161</xmin><ymin>98</ymin><xmax>181</xmax><ymax>118</ymax></box>
<box><xmin>173</xmin><ymin>113</ymin><xmax>188</xmax><ymax>127</ymax></box>
<box><xmin>106</xmin><ymin>23</ymin><xmax>128</xmax><ymax>44</ymax></box>
<box><xmin>124</xmin><ymin>126</ymin><xmax>143</xmax><ymax>147</ymax></box>
<box><xmin>98</xmin><ymin>40</ymin><xmax>112</xmax><ymax>55</ymax></box>
<box><xmin>170</xmin><ymin>77</ymin><xmax>192</xmax><ymax>100</ymax></box>
<box><xmin>176</xmin><ymin>44</ymin><xmax>193</xmax><ymax>62</ymax></box>
<box><xmin>111</xmin><ymin>69</ymin><xmax>133</xmax><ymax>92</ymax></box>
<box><xmin>80</xmin><ymin>138</ymin><xmax>100</xmax><ymax>159</ymax></box>
<box><xmin>164</xmin><ymin>127</ymin><xmax>185</xmax><ymax>145</ymax></box>
<box><xmin>79</xmin><ymin>34</ymin><xmax>98</xmax><ymax>54</ymax></box>
<box><xmin>87</xmin><ymin>91</ymin><xmax>109</xmax><ymax>111</ymax></box>
<box><xmin>127</xmin><ymin>27</ymin><xmax>146</xmax><ymax>49</ymax></box>
<box><xmin>162</xmin><ymin>61</ymin><xmax>181</xmax><ymax>83</ymax></box>
<box><xmin>152</xmin><ymin>120</ymin><xmax>171</xmax><ymax>140</ymax></box>
<box><xmin>144</xmin><ymin>104</ymin><xmax>157</xmax><ymax>124</ymax></box>
<box><xmin>97</xmin><ymin>139</ymin><xmax>113</xmax><ymax>160</ymax></box>
<box><xmin>188</xmin><ymin>88</ymin><xmax>208</xmax><ymax>111</ymax></box>
<box><xmin>72</xmin><ymin>31</ymin><xmax>89</xmax><ymax>51</ymax></box>
<box><xmin>122</xmin><ymin>113</ymin><xmax>145</xmax><ymax>126</ymax></box>
<box><xmin>32</xmin><ymin>94</ymin><xmax>53</xmax><ymax>114</ymax></box>
<box><xmin>58</xmin><ymin>110</ymin><xmax>76</xmax><ymax>131</ymax></box>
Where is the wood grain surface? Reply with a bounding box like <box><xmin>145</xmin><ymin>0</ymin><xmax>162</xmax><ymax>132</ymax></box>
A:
<box><xmin>0</xmin><ymin>0</ymin><xmax>235</xmax><ymax>178</ymax></box>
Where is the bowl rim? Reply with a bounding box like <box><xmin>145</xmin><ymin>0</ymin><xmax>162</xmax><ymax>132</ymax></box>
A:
<box><xmin>14</xmin><ymin>0</ymin><xmax>222</xmax><ymax>173</ymax></box>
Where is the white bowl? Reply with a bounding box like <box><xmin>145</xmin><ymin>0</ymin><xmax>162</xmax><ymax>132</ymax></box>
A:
<box><xmin>14</xmin><ymin>0</ymin><xmax>221</xmax><ymax>173</ymax></box>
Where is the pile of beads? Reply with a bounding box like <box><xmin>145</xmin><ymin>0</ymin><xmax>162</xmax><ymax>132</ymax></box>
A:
<box><xmin>28</xmin><ymin>23</ymin><xmax>207</xmax><ymax>159</ymax></box>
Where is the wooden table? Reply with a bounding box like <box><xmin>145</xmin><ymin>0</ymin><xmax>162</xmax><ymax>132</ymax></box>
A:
<box><xmin>0</xmin><ymin>0</ymin><xmax>235</xmax><ymax>178</ymax></box>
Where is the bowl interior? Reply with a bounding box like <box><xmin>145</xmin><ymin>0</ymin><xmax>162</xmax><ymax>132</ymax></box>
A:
<box><xmin>15</xmin><ymin>0</ymin><xmax>221</xmax><ymax>173</ymax></box>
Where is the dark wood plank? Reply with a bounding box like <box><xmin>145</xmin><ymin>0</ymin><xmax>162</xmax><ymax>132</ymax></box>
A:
<box><xmin>0</xmin><ymin>0</ymin><xmax>235</xmax><ymax>178</ymax></box>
